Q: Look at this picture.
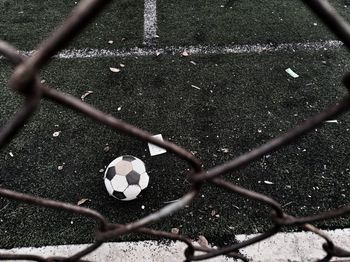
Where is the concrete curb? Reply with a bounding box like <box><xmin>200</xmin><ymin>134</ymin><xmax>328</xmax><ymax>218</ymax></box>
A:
<box><xmin>1</xmin><ymin>229</ymin><xmax>350</xmax><ymax>261</ymax></box>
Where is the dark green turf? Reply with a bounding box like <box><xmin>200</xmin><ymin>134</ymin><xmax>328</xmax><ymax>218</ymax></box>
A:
<box><xmin>0</xmin><ymin>0</ymin><xmax>143</xmax><ymax>50</ymax></box>
<box><xmin>158</xmin><ymin>0</ymin><xmax>350</xmax><ymax>46</ymax></box>
<box><xmin>1</xmin><ymin>48</ymin><xmax>350</xmax><ymax>248</ymax></box>
<box><xmin>2</xmin><ymin>0</ymin><xmax>350</xmax><ymax>52</ymax></box>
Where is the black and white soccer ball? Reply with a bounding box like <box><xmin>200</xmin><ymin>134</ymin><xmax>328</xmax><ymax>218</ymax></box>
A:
<box><xmin>104</xmin><ymin>155</ymin><xmax>149</xmax><ymax>201</ymax></box>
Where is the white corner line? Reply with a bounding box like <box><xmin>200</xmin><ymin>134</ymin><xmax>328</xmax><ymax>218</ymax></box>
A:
<box><xmin>144</xmin><ymin>0</ymin><xmax>158</xmax><ymax>46</ymax></box>
<box><xmin>0</xmin><ymin>40</ymin><xmax>344</xmax><ymax>60</ymax></box>
<box><xmin>1</xmin><ymin>228</ymin><xmax>350</xmax><ymax>261</ymax></box>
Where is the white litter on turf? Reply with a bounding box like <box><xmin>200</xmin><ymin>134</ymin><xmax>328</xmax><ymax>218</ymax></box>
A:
<box><xmin>148</xmin><ymin>134</ymin><xmax>167</xmax><ymax>156</ymax></box>
<box><xmin>285</xmin><ymin>68</ymin><xmax>299</xmax><ymax>78</ymax></box>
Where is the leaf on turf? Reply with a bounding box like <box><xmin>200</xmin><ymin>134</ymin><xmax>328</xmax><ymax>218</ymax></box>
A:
<box><xmin>181</xmin><ymin>50</ymin><xmax>189</xmax><ymax>57</ymax></box>
<box><xmin>198</xmin><ymin>235</ymin><xmax>209</xmax><ymax>248</ymax></box>
<box><xmin>110</xmin><ymin>67</ymin><xmax>121</xmax><ymax>73</ymax></box>
<box><xmin>77</xmin><ymin>198</ymin><xmax>90</xmax><ymax>206</ymax></box>
<box><xmin>171</xmin><ymin>228</ymin><xmax>179</xmax><ymax>234</ymax></box>
<box><xmin>81</xmin><ymin>91</ymin><xmax>93</xmax><ymax>101</ymax></box>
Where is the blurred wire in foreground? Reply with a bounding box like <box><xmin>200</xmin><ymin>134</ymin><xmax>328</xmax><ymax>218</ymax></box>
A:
<box><xmin>1</xmin><ymin>0</ymin><xmax>350</xmax><ymax>261</ymax></box>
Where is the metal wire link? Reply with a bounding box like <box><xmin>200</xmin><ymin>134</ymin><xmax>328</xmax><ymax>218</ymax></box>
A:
<box><xmin>1</xmin><ymin>0</ymin><xmax>350</xmax><ymax>261</ymax></box>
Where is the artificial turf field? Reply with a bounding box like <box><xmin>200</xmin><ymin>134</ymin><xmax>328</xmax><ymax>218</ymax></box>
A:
<box><xmin>1</xmin><ymin>0</ymin><xmax>350</xmax><ymax>250</ymax></box>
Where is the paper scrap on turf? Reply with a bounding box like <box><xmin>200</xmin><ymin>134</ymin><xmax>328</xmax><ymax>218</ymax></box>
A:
<box><xmin>285</xmin><ymin>68</ymin><xmax>299</xmax><ymax>78</ymax></box>
<box><xmin>148</xmin><ymin>134</ymin><xmax>167</xmax><ymax>156</ymax></box>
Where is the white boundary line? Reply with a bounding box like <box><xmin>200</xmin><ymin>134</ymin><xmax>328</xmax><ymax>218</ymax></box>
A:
<box><xmin>0</xmin><ymin>40</ymin><xmax>343</xmax><ymax>60</ymax></box>
<box><xmin>144</xmin><ymin>0</ymin><xmax>158</xmax><ymax>46</ymax></box>
<box><xmin>1</xmin><ymin>228</ymin><xmax>350</xmax><ymax>261</ymax></box>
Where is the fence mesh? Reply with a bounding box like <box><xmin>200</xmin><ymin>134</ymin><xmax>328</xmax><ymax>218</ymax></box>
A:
<box><xmin>1</xmin><ymin>0</ymin><xmax>350</xmax><ymax>261</ymax></box>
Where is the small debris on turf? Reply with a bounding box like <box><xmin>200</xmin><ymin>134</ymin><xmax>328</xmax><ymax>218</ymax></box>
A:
<box><xmin>282</xmin><ymin>201</ymin><xmax>294</xmax><ymax>208</ymax></box>
<box><xmin>58</xmin><ymin>166</ymin><xmax>64</xmax><ymax>171</ymax></box>
<box><xmin>148</xmin><ymin>134</ymin><xmax>167</xmax><ymax>156</ymax></box>
<box><xmin>141</xmin><ymin>205</ymin><xmax>145</xmax><ymax>210</ymax></box>
<box><xmin>171</xmin><ymin>228</ymin><xmax>179</xmax><ymax>234</ymax></box>
<box><xmin>9</xmin><ymin>152</ymin><xmax>14</xmax><ymax>157</ymax></box>
<box><xmin>77</xmin><ymin>198</ymin><xmax>90</xmax><ymax>206</ymax></box>
<box><xmin>120</xmin><ymin>63</ymin><xmax>125</xmax><ymax>68</ymax></box>
<box><xmin>198</xmin><ymin>235</ymin><xmax>209</xmax><ymax>248</ymax></box>
<box><xmin>103</xmin><ymin>146</ymin><xmax>110</xmax><ymax>152</ymax></box>
<box><xmin>118</xmin><ymin>106</ymin><xmax>122</xmax><ymax>111</ymax></box>
<box><xmin>285</xmin><ymin>68</ymin><xmax>299</xmax><ymax>78</ymax></box>
<box><xmin>40</xmin><ymin>79</ymin><xmax>46</xmax><ymax>84</ymax></box>
<box><xmin>81</xmin><ymin>91</ymin><xmax>93</xmax><ymax>101</ymax></box>
<box><xmin>325</xmin><ymin>120</ymin><xmax>338</xmax><ymax>123</ymax></box>
<box><xmin>191</xmin><ymin>84</ymin><xmax>201</xmax><ymax>90</ymax></box>
<box><xmin>264</xmin><ymin>180</ymin><xmax>274</xmax><ymax>185</ymax></box>
<box><xmin>110</xmin><ymin>67</ymin><xmax>121</xmax><ymax>73</ymax></box>
<box><xmin>99</xmin><ymin>169</ymin><xmax>104</xmax><ymax>173</ymax></box>
<box><xmin>232</xmin><ymin>205</ymin><xmax>240</xmax><ymax>210</ymax></box>
<box><xmin>190</xmin><ymin>61</ymin><xmax>197</xmax><ymax>65</ymax></box>
<box><xmin>53</xmin><ymin>131</ymin><xmax>61</xmax><ymax>137</ymax></box>
<box><xmin>181</xmin><ymin>50</ymin><xmax>189</xmax><ymax>57</ymax></box>
<box><xmin>108</xmin><ymin>40</ymin><xmax>113</xmax><ymax>44</ymax></box>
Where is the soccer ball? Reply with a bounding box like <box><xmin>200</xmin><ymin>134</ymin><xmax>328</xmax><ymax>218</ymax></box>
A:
<box><xmin>104</xmin><ymin>155</ymin><xmax>149</xmax><ymax>201</ymax></box>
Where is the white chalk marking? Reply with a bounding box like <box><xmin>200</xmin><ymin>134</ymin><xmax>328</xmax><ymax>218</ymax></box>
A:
<box><xmin>1</xmin><ymin>228</ymin><xmax>350</xmax><ymax>261</ymax></box>
<box><xmin>144</xmin><ymin>0</ymin><xmax>157</xmax><ymax>46</ymax></box>
<box><xmin>0</xmin><ymin>40</ymin><xmax>344</xmax><ymax>60</ymax></box>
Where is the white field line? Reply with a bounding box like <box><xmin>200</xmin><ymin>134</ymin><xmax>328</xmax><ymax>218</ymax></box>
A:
<box><xmin>1</xmin><ymin>228</ymin><xmax>350</xmax><ymax>261</ymax></box>
<box><xmin>0</xmin><ymin>40</ymin><xmax>344</xmax><ymax>60</ymax></box>
<box><xmin>144</xmin><ymin>0</ymin><xmax>157</xmax><ymax>46</ymax></box>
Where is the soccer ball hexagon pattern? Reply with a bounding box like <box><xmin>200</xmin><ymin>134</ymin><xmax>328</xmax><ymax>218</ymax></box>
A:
<box><xmin>104</xmin><ymin>155</ymin><xmax>149</xmax><ymax>201</ymax></box>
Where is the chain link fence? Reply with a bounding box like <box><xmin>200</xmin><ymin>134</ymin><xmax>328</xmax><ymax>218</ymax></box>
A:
<box><xmin>1</xmin><ymin>0</ymin><xmax>350</xmax><ymax>261</ymax></box>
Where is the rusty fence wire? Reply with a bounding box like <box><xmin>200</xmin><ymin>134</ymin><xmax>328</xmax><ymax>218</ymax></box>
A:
<box><xmin>1</xmin><ymin>0</ymin><xmax>350</xmax><ymax>261</ymax></box>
